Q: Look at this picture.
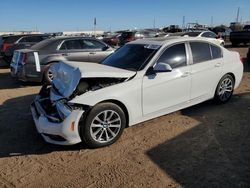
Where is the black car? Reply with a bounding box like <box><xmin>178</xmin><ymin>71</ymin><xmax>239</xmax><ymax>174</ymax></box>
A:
<box><xmin>0</xmin><ymin>34</ymin><xmax>50</xmax><ymax>64</ymax></box>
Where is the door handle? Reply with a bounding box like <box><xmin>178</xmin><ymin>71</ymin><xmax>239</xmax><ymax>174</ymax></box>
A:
<box><xmin>89</xmin><ymin>52</ymin><xmax>96</xmax><ymax>55</ymax></box>
<box><xmin>215</xmin><ymin>63</ymin><xmax>221</xmax><ymax>67</ymax></box>
<box><xmin>181</xmin><ymin>72</ymin><xmax>191</xmax><ymax>78</ymax></box>
<box><xmin>61</xmin><ymin>53</ymin><xmax>69</xmax><ymax>56</ymax></box>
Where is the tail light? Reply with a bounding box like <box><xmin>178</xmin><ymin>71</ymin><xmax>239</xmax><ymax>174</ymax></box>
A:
<box><xmin>240</xmin><ymin>56</ymin><xmax>244</xmax><ymax>64</ymax></box>
<box><xmin>21</xmin><ymin>53</ymin><xmax>28</xmax><ymax>65</ymax></box>
<box><xmin>3</xmin><ymin>43</ymin><xmax>13</xmax><ymax>51</ymax></box>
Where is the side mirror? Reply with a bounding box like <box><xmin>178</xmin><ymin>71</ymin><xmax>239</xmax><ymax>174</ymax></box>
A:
<box><xmin>153</xmin><ymin>63</ymin><xmax>172</xmax><ymax>72</ymax></box>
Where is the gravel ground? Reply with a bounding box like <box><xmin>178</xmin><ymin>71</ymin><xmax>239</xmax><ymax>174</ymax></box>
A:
<box><xmin>0</xmin><ymin>46</ymin><xmax>249</xmax><ymax>188</ymax></box>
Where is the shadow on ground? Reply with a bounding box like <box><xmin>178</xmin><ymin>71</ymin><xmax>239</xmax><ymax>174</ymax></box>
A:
<box><xmin>147</xmin><ymin>93</ymin><xmax>250</xmax><ymax>187</ymax></box>
<box><xmin>0</xmin><ymin>94</ymin><xmax>85</xmax><ymax>158</ymax></box>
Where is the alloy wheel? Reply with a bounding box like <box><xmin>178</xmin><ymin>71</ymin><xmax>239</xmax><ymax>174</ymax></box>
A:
<box><xmin>90</xmin><ymin>110</ymin><xmax>121</xmax><ymax>143</ymax></box>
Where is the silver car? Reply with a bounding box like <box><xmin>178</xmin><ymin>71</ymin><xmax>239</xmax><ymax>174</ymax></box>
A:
<box><xmin>10</xmin><ymin>36</ymin><xmax>114</xmax><ymax>83</ymax></box>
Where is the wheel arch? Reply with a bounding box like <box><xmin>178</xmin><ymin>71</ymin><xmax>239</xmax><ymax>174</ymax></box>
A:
<box><xmin>226</xmin><ymin>72</ymin><xmax>235</xmax><ymax>83</ymax></box>
<box><xmin>97</xmin><ymin>99</ymin><xmax>130</xmax><ymax>128</ymax></box>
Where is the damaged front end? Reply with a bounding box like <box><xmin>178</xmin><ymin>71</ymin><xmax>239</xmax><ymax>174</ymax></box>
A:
<box><xmin>30</xmin><ymin>61</ymin><xmax>135</xmax><ymax>145</ymax></box>
<box><xmin>31</xmin><ymin>84</ymin><xmax>85</xmax><ymax>145</ymax></box>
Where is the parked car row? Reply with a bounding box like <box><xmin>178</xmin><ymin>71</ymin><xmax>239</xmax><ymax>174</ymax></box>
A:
<box><xmin>102</xmin><ymin>30</ymin><xmax>159</xmax><ymax>46</ymax></box>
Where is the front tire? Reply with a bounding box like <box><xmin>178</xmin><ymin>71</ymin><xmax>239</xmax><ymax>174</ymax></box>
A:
<box><xmin>81</xmin><ymin>102</ymin><xmax>126</xmax><ymax>148</ymax></box>
<box><xmin>214</xmin><ymin>74</ymin><xmax>235</xmax><ymax>104</ymax></box>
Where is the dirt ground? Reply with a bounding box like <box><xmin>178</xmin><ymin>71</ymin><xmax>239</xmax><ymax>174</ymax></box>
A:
<box><xmin>0</xmin><ymin>46</ymin><xmax>249</xmax><ymax>188</ymax></box>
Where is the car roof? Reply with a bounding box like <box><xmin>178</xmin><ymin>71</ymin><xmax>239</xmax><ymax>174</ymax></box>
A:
<box><xmin>129</xmin><ymin>36</ymin><xmax>220</xmax><ymax>46</ymax></box>
<box><xmin>6</xmin><ymin>34</ymin><xmax>49</xmax><ymax>38</ymax></box>
<box><xmin>45</xmin><ymin>36</ymin><xmax>99</xmax><ymax>42</ymax></box>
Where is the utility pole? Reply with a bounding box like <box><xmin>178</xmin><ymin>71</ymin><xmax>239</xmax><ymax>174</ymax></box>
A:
<box><xmin>236</xmin><ymin>7</ymin><xmax>240</xmax><ymax>22</ymax></box>
<box><xmin>153</xmin><ymin>17</ymin><xmax>156</xmax><ymax>31</ymax></box>
<box><xmin>211</xmin><ymin>16</ymin><xmax>213</xmax><ymax>27</ymax></box>
<box><xmin>182</xmin><ymin>16</ymin><xmax>185</xmax><ymax>30</ymax></box>
<box><xmin>94</xmin><ymin>17</ymin><xmax>97</xmax><ymax>37</ymax></box>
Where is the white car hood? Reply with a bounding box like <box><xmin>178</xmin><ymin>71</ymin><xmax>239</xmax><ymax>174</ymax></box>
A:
<box><xmin>51</xmin><ymin>61</ymin><xmax>136</xmax><ymax>99</ymax></box>
<box><xmin>66</xmin><ymin>61</ymin><xmax>136</xmax><ymax>78</ymax></box>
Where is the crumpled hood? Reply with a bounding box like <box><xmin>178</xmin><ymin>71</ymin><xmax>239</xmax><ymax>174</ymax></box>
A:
<box><xmin>50</xmin><ymin>61</ymin><xmax>136</xmax><ymax>99</ymax></box>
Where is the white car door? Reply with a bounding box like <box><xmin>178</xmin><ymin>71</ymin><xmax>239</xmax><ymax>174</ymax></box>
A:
<box><xmin>189</xmin><ymin>42</ymin><xmax>223</xmax><ymax>100</ymax></box>
<box><xmin>142</xmin><ymin>43</ymin><xmax>191</xmax><ymax>116</ymax></box>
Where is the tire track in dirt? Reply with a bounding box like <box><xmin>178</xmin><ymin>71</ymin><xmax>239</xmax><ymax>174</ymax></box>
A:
<box><xmin>0</xmin><ymin>175</ymin><xmax>15</xmax><ymax>188</ymax></box>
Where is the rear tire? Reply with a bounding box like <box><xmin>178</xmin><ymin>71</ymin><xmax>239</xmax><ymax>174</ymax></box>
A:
<box><xmin>81</xmin><ymin>102</ymin><xmax>126</xmax><ymax>148</ymax></box>
<box><xmin>214</xmin><ymin>74</ymin><xmax>235</xmax><ymax>104</ymax></box>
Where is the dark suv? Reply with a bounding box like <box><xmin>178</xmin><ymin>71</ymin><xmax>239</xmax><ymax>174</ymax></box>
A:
<box><xmin>0</xmin><ymin>34</ymin><xmax>50</xmax><ymax>64</ymax></box>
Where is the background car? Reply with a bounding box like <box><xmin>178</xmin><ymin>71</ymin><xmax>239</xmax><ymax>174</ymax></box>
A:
<box><xmin>230</xmin><ymin>25</ymin><xmax>250</xmax><ymax>47</ymax></box>
<box><xmin>0</xmin><ymin>34</ymin><xmax>50</xmax><ymax>64</ymax></box>
<box><xmin>30</xmin><ymin>37</ymin><xmax>243</xmax><ymax>148</ymax></box>
<box><xmin>102</xmin><ymin>33</ymin><xmax>120</xmax><ymax>46</ymax></box>
<box><xmin>10</xmin><ymin>36</ymin><xmax>114</xmax><ymax>83</ymax></box>
<box><xmin>0</xmin><ymin>35</ymin><xmax>10</xmax><ymax>49</ymax></box>
<box><xmin>170</xmin><ymin>30</ymin><xmax>225</xmax><ymax>46</ymax></box>
<box><xmin>118</xmin><ymin>30</ymin><xmax>158</xmax><ymax>46</ymax></box>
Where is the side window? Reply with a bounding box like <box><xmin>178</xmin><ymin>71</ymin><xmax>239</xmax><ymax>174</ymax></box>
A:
<box><xmin>59</xmin><ymin>42</ymin><xmax>67</xmax><ymax>50</ymax></box>
<box><xmin>157</xmin><ymin>43</ymin><xmax>187</xmax><ymax>69</ymax></box>
<box><xmin>201</xmin><ymin>32</ymin><xmax>216</xmax><ymax>38</ymax></box>
<box><xmin>61</xmin><ymin>40</ymin><xmax>82</xmax><ymax>50</ymax></box>
<box><xmin>190</xmin><ymin>42</ymin><xmax>212</xmax><ymax>64</ymax></box>
<box><xmin>82</xmin><ymin>39</ymin><xmax>106</xmax><ymax>49</ymax></box>
<box><xmin>210</xmin><ymin>44</ymin><xmax>222</xmax><ymax>59</ymax></box>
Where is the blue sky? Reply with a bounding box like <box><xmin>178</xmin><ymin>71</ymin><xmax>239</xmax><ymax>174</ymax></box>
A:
<box><xmin>0</xmin><ymin>0</ymin><xmax>249</xmax><ymax>32</ymax></box>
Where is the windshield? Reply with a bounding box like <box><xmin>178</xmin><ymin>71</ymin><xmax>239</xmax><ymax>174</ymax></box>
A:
<box><xmin>101</xmin><ymin>44</ymin><xmax>160</xmax><ymax>71</ymax></box>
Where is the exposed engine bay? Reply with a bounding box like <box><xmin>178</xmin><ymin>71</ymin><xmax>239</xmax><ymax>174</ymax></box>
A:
<box><xmin>71</xmin><ymin>77</ymin><xmax>128</xmax><ymax>98</ymax></box>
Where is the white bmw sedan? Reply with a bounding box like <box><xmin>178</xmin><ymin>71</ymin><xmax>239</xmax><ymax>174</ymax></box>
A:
<box><xmin>31</xmin><ymin>37</ymin><xmax>243</xmax><ymax>148</ymax></box>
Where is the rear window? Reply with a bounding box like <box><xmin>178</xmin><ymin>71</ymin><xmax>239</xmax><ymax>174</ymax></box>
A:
<box><xmin>4</xmin><ymin>36</ymin><xmax>23</xmax><ymax>44</ymax></box>
<box><xmin>201</xmin><ymin>32</ymin><xmax>217</xmax><ymax>38</ymax></box>
<box><xmin>182</xmin><ymin>32</ymin><xmax>201</xmax><ymax>37</ymax></box>
<box><xmin>31</xmin><ymin>39</ymin><xmax>58</xmax><ymax>51</ymax></box>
